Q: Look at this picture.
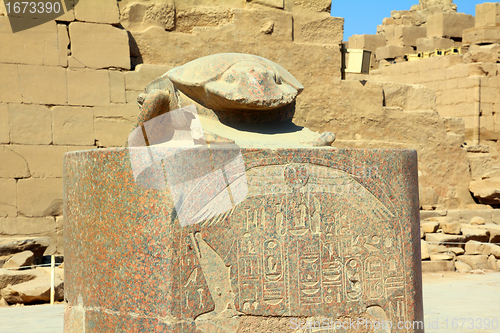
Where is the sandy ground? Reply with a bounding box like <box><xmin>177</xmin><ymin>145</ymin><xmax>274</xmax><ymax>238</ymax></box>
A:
<box><xmin>0</xmin><ymin>272</ymin><xmax>498</xmax><ymax>332</ymax></box>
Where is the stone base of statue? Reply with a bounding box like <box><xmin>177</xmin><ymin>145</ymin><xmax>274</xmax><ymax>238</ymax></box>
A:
<box><xmin>63</xmin><ymin>146</ymin><xmax>423</xmax><ymax>333</ymax></box>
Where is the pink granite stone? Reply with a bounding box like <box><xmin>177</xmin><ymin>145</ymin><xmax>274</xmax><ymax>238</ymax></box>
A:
<box><xmin>63</xmin><ymin>147</ymin><xmax>423</xmax><ymax>332</ymax></box>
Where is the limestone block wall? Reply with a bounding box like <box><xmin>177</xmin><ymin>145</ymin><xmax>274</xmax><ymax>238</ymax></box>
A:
<box><xmin>0</xmin><ymin>1</ymin><xmax>175</xmax><ymax>255</ymax></box>
<box><xmin>369</xmin><ymin>55</ymin><xmax>500</xmax><ymax>146</ymax></box>
<box><xmin>0</xmin><ymin>0</ymin><xmax>343</xmax><ymax>255</ymax></box>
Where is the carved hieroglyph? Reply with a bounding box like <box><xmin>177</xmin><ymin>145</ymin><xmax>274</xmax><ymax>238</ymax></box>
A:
<box><xmin>180</xmin><ymin>160</ymin><xmax>408</xmax><ymax>331</ymax></box>
<box><xmin>63</xmin><ymin>148</ymin><xmax>422</xmax><ymax>332</ymax></box>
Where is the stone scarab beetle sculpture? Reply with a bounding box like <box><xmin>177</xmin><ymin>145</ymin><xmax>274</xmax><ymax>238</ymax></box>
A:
<box><xmin>132</xmin><ymin>53</ymin><xmax>335</xmax><ymax>147</ymax></box>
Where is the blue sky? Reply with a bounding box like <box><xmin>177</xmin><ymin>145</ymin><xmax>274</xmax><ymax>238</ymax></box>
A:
<box><xmin>331</xmin><ymin>1</ymin><xmax>483</xmax><ymax>41</ymax></box>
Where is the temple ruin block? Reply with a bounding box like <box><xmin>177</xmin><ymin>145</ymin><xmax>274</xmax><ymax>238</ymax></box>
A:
<box><xmin>8</xmin><ymin>145</ymin><xmax>70</xmax><ymax>178</ymax></box>
<box><xmin>17</xmin><ymin>178</ymin><xmax>63</xmax><ymax>217</ymax></box>
<box><xmin>68</xmin><ymin>22</ymin><xmax>130</xmax><ymax>70</ymax></box>
<box><xmin>293</xmin><ymin>13</ymin><xmax>343</xmax><ymax>45</ymax></box>
<box><xmin>94</xmin><ymin>118</ymin><xmax>134</xmax><ymax>147</ymax></box>
<box><xmin>18</xmin><ymin>65</ymin><xmax>67</xmax><ymax>105</ymax></box>
<box><xmin>426</xmin><ymin>12</ymin><xmax>475</xmax><ymax>39</ymax></box>
<box><xmin>0</xmin><ymin>104</ymin><xmax>8</xmax><ymax>144</ymax></box>
<box><xmin>108</xmin><ymin>71</ymin><xmax>127</xmax><ymax>104</ymax></box>
<box><xmin>348</xmin><ymin>34</ymin><xmax>386</xmax><ymax>52</ymax></box>
<box><xmin>376</xmin><ymin>45</ymin><xmax>413</xmax><ymax>60</ymax></box>
<box><xmin>0</xmin><ymin>146</ymin><xmax>30</xmax><ymax>179</ymax></box>
<box><xmin>8</xmin><ymin>104</ymin><xmax>52</xmax><ymax>145</ymax></box>
<box><xmin>463</xmin><ymin>26</ymin><xmax>500</xmax><ymax>46</ymax></box>
<box><xmin>0</xmin><ymin>64</ymin><xmax>22</xmax><ymax>104</ymax></box>
<box><xmin>416</xmin><ymin>37</ymin><xmax>455</xmax><ymax>52</ymax></box>
<box><xmin>74</xmin><ymin>0</ymin><xmax>120</xmax><ymax>25</ymax></box>
<box><xmin>475</xmin><ymin>2</ymin><xmax>500</xmax><ymax>27</ymax></box>
<box><xmin>0</xmin><ymin>217</ymin><xmax>55</xmax><ymax>236</ymax></box>
<box><xmin>67</xmin><ymin>69</ymin><xmax>111</xmax><ymax>106</ymax></box>
<box><xmin>52</xmin><ymin>107</ymin><xmax>95</xmax><ymax>146</ymax></box>
<box><xmin>0</xmin><ymin>178</ymin><xmax>17</xmax><ymax>218</ymax></box>
<box><xmin>0</xmin><ymin>18</ymin><xmax>58</xmax><ymax>66</ymax></box>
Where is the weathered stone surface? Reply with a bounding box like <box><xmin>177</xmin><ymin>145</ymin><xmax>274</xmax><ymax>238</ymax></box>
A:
<box><xmin>0</xmin><ymin>64</ymin><xmax>22</xmax><ymax>104</ymax></box>
<box><xmin>463</xmin><ymin>26</ymin><xmax>500</xmax><ymax>46</ymax></box>
<box><xmin>293</xmin><ymin>12</ymin><xmax>343</xmax><ymax>45</ymax></box>
<box><xmin>426</xmin><ymin>13</ymin><xmax>475</xmax><ymax>39</ymax></box>
<box><xmin>75</xmin><ymin>0</ymin><xmax>119</xmax><ymax>24</ymax></box>
<box><xmin>421</xmin><ymin>240</ymin><xmax>430</xmax><ymax>259</ymax></box>
<box><xmin>421</xmin><ymin>221</ymin><xmax>439</xmax><ymax>233</ymax></box>
<box><xmin>454</xmin><ymin>261</ymin><xmax>472</xmax><ymax>272</ymax></box>
<box><xmin>94</xmin><ymin>118</ymin><xmax>134</xmax><ymax>147</ymax></box>
<box><xmin>475</xmin><ymin>2</ymin><xmax>500</xmax><ymax>28</ymax></box>
<box><xmin>294</xmin><ymin>0</ymin><xmax>331</xmax><ymax>12</ymax></box>
<box><xmin>0</xmin><ymin>297</ymin><xmax>7</xmax><ymax>307</ymax></box>
<box><xmin>425</xmin><ymin>233</ymin><xmax>465</xmax><ymax>245</ymax></box>
<box><xmin>0</xmin><ymin>105</ymin><xmax>8</xmax><ymax>144</ymax></box>
<box><xmin>456</xmin><ymin>254</ymin><xmax>489</xmax><ymax>270</ymax></box>
<box><xmin>482</xmin><ymin>244</ymin><xmax>500</xmax><ymax>259</ymax></box>
<box><xmin>348</xmin><ymin>34</ymin><xmax>386</xmax><ymax>53</ymax></box>
<box><xmin>416</xmin><ymin>37</ymin><xmax>455</xmax><ymax>53</ymax></box>
<box><xmin>421</xmin><ymin>260</ymin><xmax>454</xmax><ymax>272</ymax></box>
<box><xmin>18</xmin><ymin>65</ymin><xmax>67</xmax><ymax>105</ymax></box>
<box><xmin>52</xmin><ymin>107</ymin><xmax>94</xmax><ymax>145</ymax></box>
<box><xmin>8</xmin><ymin>104</ymin><xmax>52</xmax><ymax>145</ymax></box>
<box><xmin>0</xmin><ymin>218</ymin><xmax>55</xmax><ymax>236</ymax></box>
<box><xmin>0</xmin><ymin>147</ymin><xmax>28</xmax><ymax>179</ymax></box>
<box><xmin>67</xmin><ymin>69</ymin><xmax>111</xmax><ymax>106</ymax></box>
<box><xmin>470</xmin><ymin>177</ymin><xmax>500</xmax><ymax>205</ymax></box>
<box><xmin>69</xmin><ymin>22</ymin><xmax>130</xmax><ymax>70</ymax></box>
<box><xmin>64</xmin><ymin>148</ymin><xmax>422</xmax><ymax>331</ymax></box>
<box><xmin>0</xmin><ymin>238</ymin><xmax>49</xmax><ymax>257</ymax></box>
<box><xmin>0</xmin><ymin>18</ymin><xmax>58</xmax><ymax>66</ymax></box>
<box><xmin>124</xmin><ymin>64</ymin><xmax>172</xmax><ymax>92</ymax></box>
<box><xmin>234</xmin><ymin>9</ymin><xmax>293</xmax><ymax>42</ymax></box>
<box><xmin>17</xmin><ymin>179</ymin><xmax>63</xmax><ymax>217</ymax></box>
<box><xmin>448</xmin><ymin>247</ymin><xmax>464</xmax><ymax>255</ymax></box>
<box><xmin>0</xmin><ymin>179</ymin><xmax>16</xmax><ymax>218</ymax></box>
<box><xmin>93</xmin><ymin>104</ymin><xmax>138</xmax><ymax>123</ymax></box>
<box><xmin>0</xmin><ymin>268</ymin><xmax>42</xmax><ymax>290</ymax></box>
<box><xmin>441</xmin><ymin>221</ymin><xmax>461</xmax><ymax>235</ymax></box>
<box><xmin>2</xmin><ymin>251</ymin><xmax>34</xmax><ymax>270</ymax></box>
<box><xmin>382</xmin><ymin>82</ymin><xmax>437</xmax><ymax>111</ymax></box>
<box><xmin>109</xmin><ymin>71</ymin><xmax>127</xmax><ymax>104</ymax></box>
<box><xmin>488</xmin><ymin>255</ymin><xmax>499</xmax><ymax>271</ymax></box>
<box><xmin>458</xmin><ymin>209</ymin><xmax>493</xmax><ymax>224</ymax></box>
<box><xmin>376</xmin><ymin>45</ymin><xmax>413</xmax><ymax>59</ymax></box>
<box><xmin>461</xmin><ymin>228</ymin><xmax>490</xmax><ymax>243</ymax></box>
<box><xmin>430</xmin><ymin>253</ymin><xmax>454</xmax><ymax>261</ymax></box>
<box><xmin>464</xmin><ymin>240</ymin><xmax>484</xmax><ymax>255</ymax></box>
<box><xmin>471</xmin><ymin>216</ymin><xmax>486</xmax><ymax>225</ymax></box>
<box><xmin>121</xmin><ymin>1</ymin><xmax>175</xmax><ymax>31</ymax></box>
<box><xmin>58</xmin><ymin>24</ymin><xmax>69</xmax><ymax>67</ymax></box>
<box><xmin>8</xmin><ymin>145</ymin><xmax>69</xmax><ymax>178</ymax></box>
<box><xmin>1</xmin><ymin>273</ymin><xmax>64</xmax><ymax>304</ymax></box>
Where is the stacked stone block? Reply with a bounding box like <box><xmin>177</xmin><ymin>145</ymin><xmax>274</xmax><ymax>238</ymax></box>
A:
<box><xmin>0</xmin><ymin>0</ymin><xmax>174</xmax><ymax>256</ymax></box>
<box><xmin>420</xmin><ymin>211</ymin><xmax>500</xmax><ymax>272</ymax></box>
<box><xmin>370</xmin><ymin>56</ymin><xmax>500</xmax><ymax>145</ymax></box>
<box><xmin>463</xmin><ymin>3</ymin><xmax>500</xmax><ymax>46</ymax></box>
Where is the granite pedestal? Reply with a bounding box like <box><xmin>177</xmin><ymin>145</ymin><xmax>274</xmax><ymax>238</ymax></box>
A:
<box><xmin>63</xmin><ymin>147</ymin><xmax>423</xmax><ymax>332</ymax></box>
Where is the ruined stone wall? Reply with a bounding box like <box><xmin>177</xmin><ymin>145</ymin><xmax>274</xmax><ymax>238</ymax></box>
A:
<box><xmin>369</xmin><ymin>56</ymin><xmax>500</xmax><ymax>145</ymax></box>
<box><xmin>0</xmin><ymin>0</ymin><xmax>177</xmax><ymax>255</ymax></box>
<box><xmin>0</xmin><ymin>0</ymin><xmax>342</xmax><ymax>255</ymax></box>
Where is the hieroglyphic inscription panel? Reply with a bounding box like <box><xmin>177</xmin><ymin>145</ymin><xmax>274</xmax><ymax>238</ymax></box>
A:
<box><xmin>178</xmin><ymin>152</ymin><xmax>419</xmax><ymax>325</ymax></box>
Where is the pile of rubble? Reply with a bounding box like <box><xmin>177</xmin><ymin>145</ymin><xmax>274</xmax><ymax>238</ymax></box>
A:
<box><xmin>0</xmin><ymin>238</ymin><xmax>64</xmax><ymax>306</ymax></box>
<box><xmin>421</xmin><ymin>214</ymin><xmax>500</xmax><ymax>272</ymax></box>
